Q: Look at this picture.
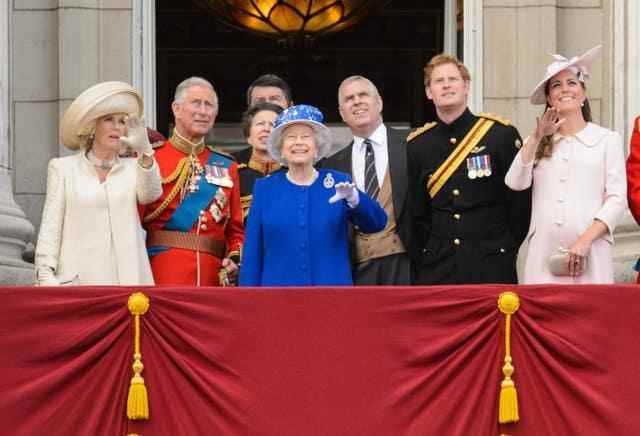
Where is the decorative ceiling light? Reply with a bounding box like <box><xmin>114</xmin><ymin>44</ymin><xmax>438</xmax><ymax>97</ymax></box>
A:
<box><xmin>195</xmin><ymin>0</ymin><xmax>389</xmax><ymax>41</ymax></box>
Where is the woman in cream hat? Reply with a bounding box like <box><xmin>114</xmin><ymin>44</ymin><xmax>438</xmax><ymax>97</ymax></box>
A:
<box><xmin>505</xmin><ymin>45</ymin><xmax>627</xmax><ymax>283</ymax></box>
<box><xmin>35</xmin><ymin>81</ymin><xmax>162</xmax><ymax>285</ymax></box>
<box><xmin>239</xmin><ymin>104</ymin><xmax>387</xmax><ymax>286</ymax></box>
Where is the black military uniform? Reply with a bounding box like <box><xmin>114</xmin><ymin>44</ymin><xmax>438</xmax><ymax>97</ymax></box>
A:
<box><xmin>231</xmin><ymin>146</ymin><xmax>282</xmax><ymax>222</ymax></box>
<box><xmin>406</xmin><ymin>109</ymin><xmax>531</xmax><ymax>284</ymax></box>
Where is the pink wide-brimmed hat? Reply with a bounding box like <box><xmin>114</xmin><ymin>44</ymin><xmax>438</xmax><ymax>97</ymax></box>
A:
<box><xmin>530</xmin><ymin>44</ymin><xmax>602</xmax><ymax>105</ymax></box>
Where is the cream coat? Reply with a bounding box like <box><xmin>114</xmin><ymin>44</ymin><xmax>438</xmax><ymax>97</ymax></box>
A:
<box><xmin>505</xmin><ymin>123</ymin><xmax>627</xmax><ymax>284</ymax></box>
<box><xmin>35</xmin><ymin>153</ymin><xmax>162</xmax><ymax>285</ymax></box>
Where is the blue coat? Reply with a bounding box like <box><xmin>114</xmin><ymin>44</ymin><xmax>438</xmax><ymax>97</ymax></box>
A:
<box><xmin>239</xmin><ymin>169</ymin><xmax>387</xmax><ymax>286</ymax></box>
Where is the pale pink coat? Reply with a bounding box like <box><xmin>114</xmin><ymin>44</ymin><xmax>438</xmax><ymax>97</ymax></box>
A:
<box><xmin>505</xmin><ymin>123</ymin><xmax>627</xmax><ymax>284</ymax></box>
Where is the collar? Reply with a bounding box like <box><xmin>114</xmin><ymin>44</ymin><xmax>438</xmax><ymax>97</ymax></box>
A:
<box><xmin>354</xmin><ymin>123</ymin><xmax>387</xmax><ymax>152</ymax></box>
<box><xmin>248</xmin><ymin>153</ymin><xmax>281</xmax><ymax>175</ymax></box>
<box><xmin>169</xmin><ymin>128</ymin><xmax>206</xmax><ymax>155</ymax></box>
<box><xmin>554</xmin><ymin>122</ymin><xmax>608</xmax><ymax>148</ymax></box>
<box><xmin>439</xmin><ymin>108</ymin><xmax>475</xmax><ymax>134</ymax></box>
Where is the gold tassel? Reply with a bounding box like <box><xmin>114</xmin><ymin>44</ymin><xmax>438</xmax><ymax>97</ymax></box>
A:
<box><xmin>127</xmin><ymin>292</ymin><xmax>150</xmax><ymax>420</ymax></box>
<box><xmin>498</xmin><ymin>291</ymin><xmax>520</xmax><ymax>424</ymax></box>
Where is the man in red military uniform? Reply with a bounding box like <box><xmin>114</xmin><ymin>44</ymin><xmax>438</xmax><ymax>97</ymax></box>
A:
<box><xmin>142</xmin><ymin>77</ymin><xmax>243</xmax><ymax>286</ymax></box>
<box><xmin>626</xmin><ymin>115</ymin><xmax>640</xmax><ymax>283</ymax></box>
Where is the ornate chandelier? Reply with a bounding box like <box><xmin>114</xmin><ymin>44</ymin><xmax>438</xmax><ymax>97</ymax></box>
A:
<box><xmin>195</xmin><ymin>0</ymin><xmax>389</xmax><ymax>40</ymax></box>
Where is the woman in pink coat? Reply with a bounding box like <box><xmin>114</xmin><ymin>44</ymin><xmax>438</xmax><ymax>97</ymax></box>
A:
<box><xmin>505</xmin><ymin>45</ymin><xmax>627</xmax><ymax>284</ymax></box>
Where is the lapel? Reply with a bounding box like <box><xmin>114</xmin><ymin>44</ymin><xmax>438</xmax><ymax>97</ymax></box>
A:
<box><xmin>330</xmin><ymin>140</ymin><xmax>354</xmax><ymax>175</ymax></box>
<box><xmin>386</xmin><ymin>126</ymin><xmax>407</xmax><ymax>219</ymax></box>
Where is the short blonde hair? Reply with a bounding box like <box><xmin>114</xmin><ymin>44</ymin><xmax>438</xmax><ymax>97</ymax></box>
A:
<box><xmin>423</xmin><ymin>53</ymin><xmax>471</xmax><ymax>86</ymax></box>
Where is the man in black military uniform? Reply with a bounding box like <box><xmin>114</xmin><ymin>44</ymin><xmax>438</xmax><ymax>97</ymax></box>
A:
<box><xmin>231</xmin><ymin>102</ymin><xmax>284</xmax><ymax>221</ymax></box>
<box><xmin>407</xmin><ymin>54</ymin><xmax>531</xmax><ymax>284</ymax></box>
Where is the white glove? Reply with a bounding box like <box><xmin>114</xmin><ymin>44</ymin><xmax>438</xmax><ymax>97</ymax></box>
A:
<box><xmin>120</xmin><ymin>114</ymin><xmax>154</xmax><ymax>157</ymax></box>
<box><xmin>36</xmin><ymin>267</ymin><xmax>60</xmax><ymax>286</ymax></box>
<box><xmin>329</xmin><ymin>182</ymin><xmax>359</xmax><ymax>208</ymax></box>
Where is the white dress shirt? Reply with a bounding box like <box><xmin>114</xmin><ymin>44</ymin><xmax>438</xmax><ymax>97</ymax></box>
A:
<box><xmin>351</xmin><ymin>123</ymin><xmax>389</xmax><ymax>192</ymax></box>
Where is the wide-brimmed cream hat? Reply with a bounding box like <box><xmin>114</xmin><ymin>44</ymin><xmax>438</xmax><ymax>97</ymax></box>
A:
<box><xmin>530</xmin><ymin>45</ymin><xmax>602</xmax><ymax>105</ymax></box>
<box><xmin>267</xmin><ymin>104</ymin><xmax>332</xmax><ymax>164</ymax></box>
<box><xmin>60</xmin><ymin>81</ymin><xmax>143</xmax><ymax>150</ymax></box>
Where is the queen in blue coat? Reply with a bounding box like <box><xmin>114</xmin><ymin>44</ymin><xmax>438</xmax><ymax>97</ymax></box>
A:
<box><xmin>239</xmin><ymin>105</ymin><xmax>387</xmax><ymax>286</ymax></box>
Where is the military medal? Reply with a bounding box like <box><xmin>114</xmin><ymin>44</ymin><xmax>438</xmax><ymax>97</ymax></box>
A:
<box><xmin>474</xmin><ymin>156</ymin><xmax>484</xmax><ymax>178</ymax></box>
<box><xmin>323</xmin><ymin>172</ymin><xmax>335</xmax><ymax>189</ymax></box>
<box><xmin>466</xmin><ymin>156</ymin><xmax>478</xmax><ymax>179</ymax></box>
<box><xmin>482</xmin><ymin>155</ymin><xmax>492</xmax><ymax>177</ymax></box>
<box><xmin>205</xmin><ymin>162</ymin><xmax>234</xmax><ymax>188</ymax></box>
<box><xmin>204</xmin><ymin>164</ymin><xmax>216</xmax><ymax>184</ymax></box>
<box><xmin>214</xmin><ymin>188</ymin><xmax>227</xmax><ymax>209</ymax></box>
<box><xmin>209</xmin><ymin>202</ymin><xmax>223</xmax><ymax>223</ymax></box>
<box><xmin>187</xmin><ymin>158</ymin><xmax>204</xmax><ymax>193</ymax></box>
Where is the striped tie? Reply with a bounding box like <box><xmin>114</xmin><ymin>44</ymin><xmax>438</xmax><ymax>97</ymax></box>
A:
<box><xmin>364</xmin><ymin>138</ymin><xmax>379</xmax><ymax>199</ymax></box>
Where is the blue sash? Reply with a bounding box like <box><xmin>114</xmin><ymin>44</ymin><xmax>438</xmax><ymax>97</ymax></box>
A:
<box><xmin>148</xmin><ymin>151</ymin><xmax>233</xmax><ymax>257</ymax></box>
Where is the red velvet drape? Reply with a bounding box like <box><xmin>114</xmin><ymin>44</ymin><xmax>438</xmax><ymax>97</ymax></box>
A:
<box><xmin>1</xmin><ymin>285</ymin><xmax>639</xmax><ymax>435</ymax></box>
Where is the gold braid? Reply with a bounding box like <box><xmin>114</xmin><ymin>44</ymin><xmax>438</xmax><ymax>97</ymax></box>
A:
<box><xmin>162</xmin><ymin>156</ymin><xmax>189</xmax><ymax>184</ymax></box>
<box><xmin>143</xmin><ymin>157</ymin><xmax>191</xmax><ymax>223</ymax></box>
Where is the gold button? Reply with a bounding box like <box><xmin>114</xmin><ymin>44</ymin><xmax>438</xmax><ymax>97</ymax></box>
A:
<box><xmin>453</xmin><ymin>213</ymin><xmax>461</xmax><ymax>220</ymax></box>
<box><xmin>453</xmin><ymin>238</ymin><xmax>461</xmax><ymax>246</ymax></box>
<box><xmin>450</xmin><ymin>137</ymin><xmax>457</xmax><ymax>144</ymax></box>
<box><xmin>452</xmin><ymin>189</ymin><xmax>460</xmax><ymax>196</ymax></box>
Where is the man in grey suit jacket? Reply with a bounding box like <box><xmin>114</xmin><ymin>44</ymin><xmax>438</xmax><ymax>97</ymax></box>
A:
<box><xmin>322</xmin><ymin>76</ymin><xmax>411</xmax><ymax>285</ymax></box>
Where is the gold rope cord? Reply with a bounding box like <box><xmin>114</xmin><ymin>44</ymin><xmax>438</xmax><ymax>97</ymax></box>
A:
<box><xmin>127</xmin><ymin>292</ymin><xmax>150</xmax><ymax>420</ymax></box>
<box><xmin>498</xmin><ymin>291</ymin><xmax>520</xmax><ymax>424</ymax></box>
<box><xmin>143</xmin><ymin>157</ymin><xmax>191</xmax><ymax>223</ymax></box>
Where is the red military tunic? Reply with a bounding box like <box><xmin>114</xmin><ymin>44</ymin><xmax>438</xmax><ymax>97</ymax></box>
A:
<box><xmin>143</xmin><ymin>134</ymin><xmax>244</xmax><ymax>286</ymax></box>
<box><xmin>626</xmin><ymin>116</ymin><xmax>640</xmax><ymax>283</ymax></box>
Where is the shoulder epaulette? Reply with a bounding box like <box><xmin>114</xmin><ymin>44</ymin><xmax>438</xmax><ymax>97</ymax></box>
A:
<box><xmin>406</xmin><ymin>122</ymin><xmax>437</xmax><ymax>142</ymax></box>
<box><xmin>206</xmin><ymin>145</ymin><xmax>237</xmax><ymax>161</ymax></box>
<box><xmin>152</xmin><ymin>141</ymin><xmax>165</xmax><ymax>149</ymax></box>
<box><xmin>238</xmin><ymin>163</ymin><xmax>248</xmax><ymax>170</ymax></box>
<box><xmin>478</xmin><ymin>112</ymin><xmax>511</xmax><ymax>126</ymax></box>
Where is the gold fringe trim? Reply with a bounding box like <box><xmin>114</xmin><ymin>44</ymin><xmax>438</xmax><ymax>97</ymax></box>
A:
<box><xmin>127</xmin><ymin>292</ymin><xmax>150</xmax><ymax>420</ymax></box>
<box><xmin>143</xmin><ymin>157</ymin><xmax>190</xmax><ymax>223</ymax></box>
<box><xmin>498</xmin><ymin>291</ymin><xmax>520</xmax><ymax>424</ymax></box>
<box><xmin>406</xmin><ymin>121</ymin><xmax>437</xmax><ymax>142</ymax></box>
<box><xmin>478</xmin><ymin>112</ymin><xmax>511</xmax><ymax>126</ymax></box>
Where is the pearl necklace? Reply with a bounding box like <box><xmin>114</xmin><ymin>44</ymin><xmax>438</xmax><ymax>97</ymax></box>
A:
<box><xmin>286</xmin><ymin>168</ymin><xmax>318</xmax><ymax>186</ymax></box>
<box><xmin>87</xmin><ymin>150</ymin><xmax>117</xmax><ymax>170</ymax></box>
